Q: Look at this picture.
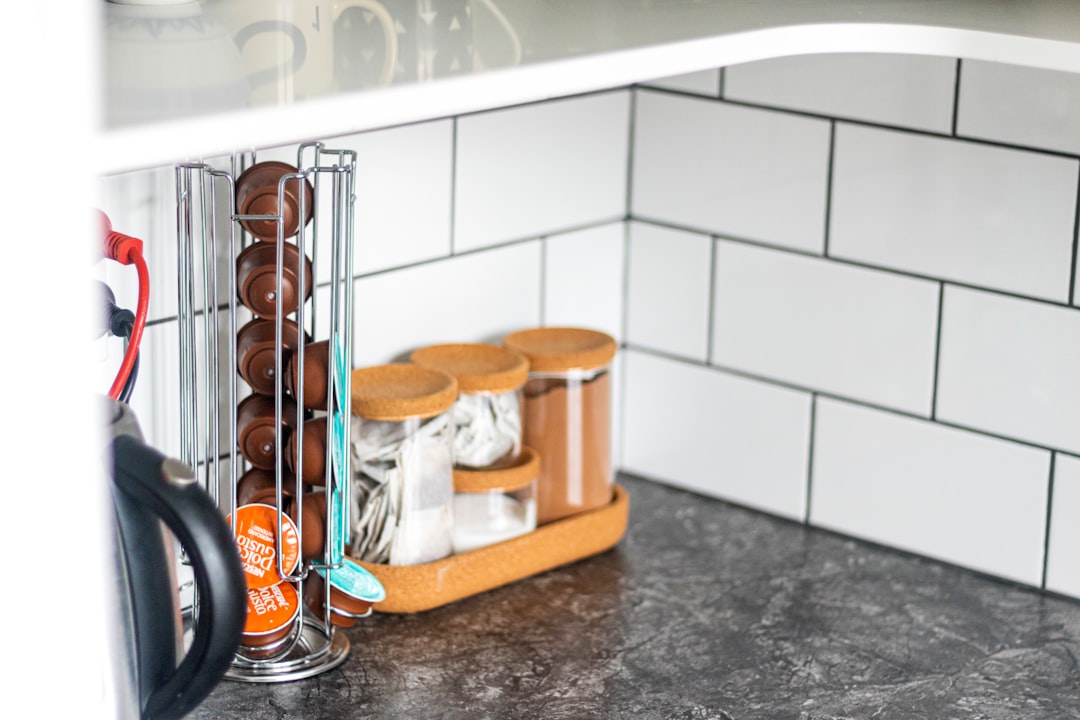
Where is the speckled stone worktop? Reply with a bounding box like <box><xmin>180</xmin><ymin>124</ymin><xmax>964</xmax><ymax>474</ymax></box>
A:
<box><xmin>191</xmin><ymin>473</ymin><xmax>1080</xmax><ymax>720</ymax></box>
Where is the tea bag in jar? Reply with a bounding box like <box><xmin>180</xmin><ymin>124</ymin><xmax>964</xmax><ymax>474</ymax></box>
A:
<box><xmin>409</xmin><ymin>343</ymin><xmax>528</xmax><ymax>470</ymax></box>
<box><xmin>348</xmin><ymin>364</ymin><xmax>458</xmax><ymax>566</ymax></box>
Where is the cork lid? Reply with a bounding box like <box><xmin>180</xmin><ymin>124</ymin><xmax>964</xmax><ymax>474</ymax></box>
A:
<box><xmin>409</xmin><ymin>343</ymin><xmax>529</xmax><ymax>394</ymax></box>
<box><xmin>351</xmin><ymin>364</ymin><xmax>458</xmax><ymax>421</ymax></box>
<box><xmin>453</xmin><ymin>446</ymin><xmax>540</xmax><ymax>493</ymax></box>
<box><xmin>503</xmin><ymin>327</ymin><xmax>617</xmax><ymax>372</ymax></box>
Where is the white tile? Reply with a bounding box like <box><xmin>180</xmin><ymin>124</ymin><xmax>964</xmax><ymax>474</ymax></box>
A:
<box><xmin>622</xmin><ymin>350</ymin><xmax>811</xmax><ymax>520</ymax></box>
<box><xmin>353</xmin><ymin>242</ymin><xmax>542</xmax><ymax>366</ymax></box>
<box><xmin>724</xmin><ymin>53</ymin><xmax>956</xmax><ymax>133</ymax></box>
<box><xmin>959</xmin><ymin>60</ymin><xmax>1080</xmax><ymax>155</ymax></box>
<box><xmin>830</xmin><ymin>124</ymin><xmax>1078</xmax><ymax>303</ymax></box>
<box><xmin>255</xmin><ymin>123</ymin><xmax>454</xmax><ymax>279</ymax></box>
<box><xmin>810</xmin><ymin>398</ymin><xmax>1050</xmax><ymax>587</ymax></box>
<box><xmin>347</xmin><ymin>120</ymin><xmax>454</xmax><ymax>274</ymax></box>
<box><xmin>642</xmin><ymin>69</ymin><xmax>720</xmax><ymax>96</ymax></box>
<box><xmin>712</xmin><ymin>241</ymin><xmax>940</xmax><ymax>415</ymax></box>
<box><xmin>454</xmin><ymin>92</ymin><xmax>630</xmax><ymax>252</ymax></box>
<box><xmin>544</xmin><ymin>222</ymin><xmax>626</xmax><ymax>342</ymax></box>
<box><xmin>632</xmin><ymin>90</ymin><xmax>831</xmax><ymax>254</ymax></box>
<box><xmin>936</xmin><ymin>286</ymin><xmax>1080</xmax><ymax>454</ymax></box>
<box><xmin>1046</xmin><ymin>453</ymin><xmax>1080</xmax><ymax>598</ymax></box>
<box><xmin>626</xmin><ymin>222</ymin><xmax>711</xmax><ymax>361</ymax></box>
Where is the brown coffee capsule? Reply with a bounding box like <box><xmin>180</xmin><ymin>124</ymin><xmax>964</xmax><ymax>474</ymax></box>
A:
<box><xmin>303</xmin><ymin>570</ymin><xmax>372</xmax><ymax>629</ymax></box>
<box><xmin>237</xmin><ymin>393</ymin><xmax>298</xmax><ymax>470</ymax></box>
<box><xmin>286</xmin><ymin>416</ymin><xmax>328</xmax><ymax>485</ymax></box>
<box><xmin>285</xmin><ymin>340</ymin><xmax>330</xmax><ymax>410</ymax></box>
<box><xmin>235</xmin><ymin>161</ymin><xmax>315</xmax><ymax>240</ymax></box>
<box><xmin>236</xmin><ymin>318</ymin><xmax>307</xmax><ymax>396</ymax></box>
<box><xmin>288</xmin><ymin>492</ymin><xmax>327</xmax><ymax>560</ymax></box>
<box><xmin>236</xmin><ymin>468</ymin><xmax>298</xmax><ymax>507</ymax></box>
<box><xmin>236</xmin><ymin>240</ymin><xmax>313</xmax><ymax>319</ymax></box>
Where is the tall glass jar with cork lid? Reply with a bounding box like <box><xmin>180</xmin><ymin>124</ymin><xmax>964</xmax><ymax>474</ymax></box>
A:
<box><xmin>349</xmin><ymin>364</ymin><xmax>458</xmax><ymax>566</ymax></box>
<box><xmin>502</xmin><ymin>327</ymin><xmax>617</xmax><ymax>525</ymax></box>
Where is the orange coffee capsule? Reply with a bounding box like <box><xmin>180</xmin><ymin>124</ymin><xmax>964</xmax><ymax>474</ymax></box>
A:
<box><xmin>227</xmin><ymin>503</ymin><xmax>301</xmax><ymax>589</ymax></box>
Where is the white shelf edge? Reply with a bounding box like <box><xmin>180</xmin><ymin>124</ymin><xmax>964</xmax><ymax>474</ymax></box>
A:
<box><xmin>96</xmin><ymin>22</ymin><xmax>1080</xmax><ymax>175</ymax></box>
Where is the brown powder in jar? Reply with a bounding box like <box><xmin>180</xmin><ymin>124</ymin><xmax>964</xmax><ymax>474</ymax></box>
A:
<box><xmin>523</xmin><ymin>369</ymin><xmax>612</xmax><ymax>525</ymax></box>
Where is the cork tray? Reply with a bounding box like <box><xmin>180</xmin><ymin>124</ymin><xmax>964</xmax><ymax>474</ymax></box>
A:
<box><xmin>354</xmin><ymin>484</ymin><xmax>630</xmax><ymax>613</ymax></box>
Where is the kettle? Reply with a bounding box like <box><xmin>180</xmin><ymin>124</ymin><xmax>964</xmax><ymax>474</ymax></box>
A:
<box><xmin>106</xmin><ymin>397</ymin><xmax>246</xmax><ymax>720</ymax></box>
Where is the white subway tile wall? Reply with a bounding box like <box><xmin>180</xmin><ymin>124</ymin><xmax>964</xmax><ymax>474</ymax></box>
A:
<box><xmin>348</xmin><ymin>121</ymin><xmax>454</xmax><ymax>275</ymax></box>
<box><xmin>711</xmin><ymin>240</ymin><xmax>940</xmax><ymax>415</ymax></box>
<box><xmin>723</xmin><ymin>53</ymin><xmax>957</xmax><ymax>133</ymax></box>
<box><xmin>1047</xmin><ymin>453</ymin><xmax>1080</xmax><ymax>598</ymax></box>
<box><xmin>810</xmin><ymin>398</ymin><xmax>1050</xmax><ymax>586</ymax></box>
<box><xmin>352</xmin><ymin>241</ymin><xmax>542</xmax><ymax>366</ymax></box>
<box><xmin>958</xmin><ymin>60</ymin><xmax>1080</xmax><ymax>155</ymax></box>
<box><xmin>632</xmin><ymin>89</ymin><xmax>831</xmax><ymax>254</ymax></box>
<box><xmin>543</xmin><ymin>222</ymin><xmax>626</xmax><ymax>342</ymax></box>
<box><xmin>830</xmin><ymin>124</ymin><xmax>1078</xmax><ymax>302</ymax></box>
<box><xmin>626</xmin><ymin>222</ymin><xmax>713</xmax><ymax>361</ymax></box>
<box><xmin>936</xmin><ymin>286</ymin><xmax>1080</xmax><ymax>454</ymax></box>
<box><xmin>454</xmin><ymin>92</ymin><xmax>631</xmax><ymax>252</ymax></box>
<box><xmin>622</xmin><ymin>350</ymin><xmax>812</xmax><ymax>521</ymax></box>
<box><xmin>96</xmin><ymin>56</ymin><xmax>1080</xmax><ymax>601</ymax></box>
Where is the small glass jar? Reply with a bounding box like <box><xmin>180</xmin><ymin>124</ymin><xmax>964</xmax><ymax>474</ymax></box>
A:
<box><xmin>409</xmin><ymin>343</ymin><xmax>528</xmax><ymax>470</ymax></box>
<box><xmin>503</xmin><ymin>327</ymin><xmax>617</xmax><ymax>525</ymax></box>
<box><xmin>451</xmin><ymin>445</ymin><xmax>539</xmax><ymax>553</ymax></box>
<box><xmin>349</xmin><ymin>364</ymin><xmax>458</xmax><ymax>566</ymax></box>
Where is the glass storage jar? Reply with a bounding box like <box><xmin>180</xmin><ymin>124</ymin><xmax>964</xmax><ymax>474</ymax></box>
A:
<box><xmin>451</xmin><ymin>445</ymin><xmax>539</xmax><ymax>553</ymax></box>
<box><xmin>503</xmin><ymin>327</ymin><xmax>617</xmax><ymax>525</ymax></box>
<box><xmin>409</xmin><ymin>342</ymin><xmax>528</xmax><ymax>470</ymax></box>
<box><xmin>349</xmin><ymin>364</ymin><xmax>458</xmax><ymax>566</ymax></box>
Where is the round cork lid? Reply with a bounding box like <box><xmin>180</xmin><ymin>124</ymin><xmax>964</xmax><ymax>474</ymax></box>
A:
<box><xmin>351</xmin><ymin>364</ymin><xmax>458</xmax><ymax>421</ymax></box>
<box><xmin>409</xmin><ymin>343</ymin><xmax>529</xmax><ymax>394</ymax></box>
<box><xmin>502</xmin><ymin>327</ymin><xmax>617</xmax><ymax>373</ymax></box>
<box><xmin>453</xmin><ymin>446</ymin><xmax>540</xmax><ymax>493</ymax></box>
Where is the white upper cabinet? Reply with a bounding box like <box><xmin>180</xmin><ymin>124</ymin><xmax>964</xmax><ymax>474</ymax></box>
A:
<box><xmin>100</xmin><ymin>0</ymin><xmax>1080</xmax><ymax>174</ymax></box>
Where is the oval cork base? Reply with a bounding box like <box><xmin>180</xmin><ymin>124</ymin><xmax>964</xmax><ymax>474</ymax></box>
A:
<box><xmin>354</xmin><ymin>484</ymin><xmax>629</xmax><ymax>613</ymax></box>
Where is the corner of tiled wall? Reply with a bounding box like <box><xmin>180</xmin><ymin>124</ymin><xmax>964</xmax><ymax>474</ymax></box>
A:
<box><xmin>629</xmin><ymin>53</ymin><xmax>1080</xmax><ymax>597</ymax></box>
<box><xmin>96</xmin><ymin>53</ymin><xmax>1080</xmax><ymax>602</ymax></box>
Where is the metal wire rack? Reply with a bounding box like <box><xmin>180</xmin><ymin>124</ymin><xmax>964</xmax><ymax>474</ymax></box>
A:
<box><xmin>175</xmin><ymin>141</ymin><xmax>357</xmax><ymax>682</ymax></box>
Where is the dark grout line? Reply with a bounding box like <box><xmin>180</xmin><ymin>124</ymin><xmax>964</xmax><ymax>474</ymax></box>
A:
<box><xmin>805</xmin><ymin>394</ymin><xmax>817</xmax><ymax>524</ymax></box>
<box><xmin>632</xmin><ymin>215</ymin><xmax>1080</xmax><ymax>312</ymax></box>
<box><xmin>1042</xmin><ymin>452</ymin><xmax>1057</xmax><ymax>590</ymax></box>
<box><xmin>717</xmin><ymin>67</ymin><xmax>726</xmax><ymax>99</ymax></box>
<box><xmin>823</xmin><ymin>120</ymin><xmax>837</xmax><ymax>257</ymax></box>
<box><xmin>951</xmin><ymin>59</ymin><xmax>963</xmax><ymax>136</ymax></box>
<box><xmin>636</xmin><ymin>85</ymin><xmax>1080</xmax><ymax>162</ymax></box>
<box><xmin>146</xmin><ymin>217</ymin><xmax>629</xmax><ymax>328</ymax></box>
<box><xmin>1070</xmin><ymin>163</ymin><xmax>1080</xmax><ymax>305</ymax></box>
<box><xmin>624</xmin><ymin>343</ymin><xmax>1067</xmax><ymax>456</ymax></box>
<box><xmin>930</xmin><ymin>283</ymin><xmax>946</xmax><ymax>420</ymax></box>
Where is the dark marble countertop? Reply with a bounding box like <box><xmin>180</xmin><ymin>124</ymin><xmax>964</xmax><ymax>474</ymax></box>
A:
<box><xmin>191</xmin><ymin>473</ymin><xmax>1080</xmax><ymax>720</ymax></box>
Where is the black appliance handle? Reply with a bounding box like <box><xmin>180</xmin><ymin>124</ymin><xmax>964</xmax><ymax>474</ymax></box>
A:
<box><xmin>112</xmin><ymin>434</ymin><xmax>246</xmax><ymax>720</ymax></box>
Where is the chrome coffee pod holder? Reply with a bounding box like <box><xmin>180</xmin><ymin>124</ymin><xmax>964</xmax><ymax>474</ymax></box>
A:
<box><xmin>175</xmin><ymin>142</ymin><xmax>357</xmax><ymax>683</ymax></box>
